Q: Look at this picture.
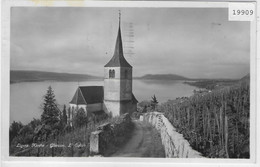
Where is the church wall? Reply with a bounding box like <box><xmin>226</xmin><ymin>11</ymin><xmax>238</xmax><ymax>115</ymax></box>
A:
<box><xmin>120</xmin><ymin>67</ymin><xmax>132</xmax><ymax>100</ymax></box>
<box><xmin>120</xmin><ymin>101</ymin><xmax>137</xmax><ymax>115</ymax></box>
<box><xmin>87</xmin><ymin>103</ymin><xmax>103</xmax><ymax>113</ymax></box>
<box><xmin>104</xmin><ymin>67</ymin><xmax>121</xmax><ymax>101</ymax></box>
<box><xmin>103</xmin><ymin>100</ymin><xmax>120</xmax><ymax>116</ymax></box>
<box><xmin>69</xmin><ymin>104</ymin><xmax>87</xmax><ymax>112</ymax></box>
<box><xmin>69</xmin><ymin>103</ymin><xmax>103</xmax><ymax>116</ymax></box>
<box><xmin>104</xmin><ymin>67</ymin><xmax>132</xmax><ymax>79</ymax></box>
<box><xmin>104</xmin><ymin>79</ymin><xmax>120</xmax><ymax>100</ymax></box>
<box><xmin>120</xmin><ymin>80</ymin><xmax>132</xmax><ymax>100</ymax></box>
<box><xmin>104</xmin><ymin>67</ymin><xmax>121</xmax><ymax>79</ymax></box>
<box><xmin>120</xmin><ymin>67</ymin><xmax>132</xmax><ymax>79</ymax></box>
<box><xmin>104</xmin><ymin>67</ymin><xmax>133</xmax><ymax>102</ymax></box>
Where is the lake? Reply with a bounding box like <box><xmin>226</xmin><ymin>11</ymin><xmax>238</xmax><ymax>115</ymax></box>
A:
<box><xmin>10</xmin><ymin>79</ymin><xmax>196</xmax><ymax>124</ymax></box>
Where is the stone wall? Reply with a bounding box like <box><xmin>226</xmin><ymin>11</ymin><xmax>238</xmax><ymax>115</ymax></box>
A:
<box><xmin>89</xmin><ymin>113</ymin><xmax>132</xmax><ymax>156</ymax></box>
<box><xmin>142</xmin><ymin>112</ymin><xmax>203</xmax><ymax>158</ymax></box>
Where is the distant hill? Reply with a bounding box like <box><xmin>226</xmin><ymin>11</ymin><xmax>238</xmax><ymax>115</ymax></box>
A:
<box><xmin>10</xmin><ymin>70</ymin><xmax>102</xmax><ymax>83</ymax></box>
<box><xmin>138</xmin><ymin>74</ymin><xmax>189</xmax><ymax>80</ymax></box>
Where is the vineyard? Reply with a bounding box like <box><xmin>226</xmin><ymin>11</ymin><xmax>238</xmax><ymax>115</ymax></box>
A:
<box><xmin>159</xmin><ymin>80</ymin><xmax>250</xmax><ymax>158</ymax></box>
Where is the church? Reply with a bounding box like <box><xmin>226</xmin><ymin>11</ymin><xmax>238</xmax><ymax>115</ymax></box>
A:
<box><xmin>69</xmin><ymin>13</ymin><xmax>138</xmax><ymax>117</ymax></box>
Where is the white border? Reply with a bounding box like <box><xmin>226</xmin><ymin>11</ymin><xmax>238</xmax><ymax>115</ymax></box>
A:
<box><xmin>1</xmin><ymin>0</ymin><xmax>258</xmax><ymax>167</ymax></box>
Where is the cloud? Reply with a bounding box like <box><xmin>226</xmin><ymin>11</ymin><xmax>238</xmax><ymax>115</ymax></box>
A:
<box><xmin>11</xmin><ymin>7</ymin><xmax>250</xmax><ymax>79</ymax></box>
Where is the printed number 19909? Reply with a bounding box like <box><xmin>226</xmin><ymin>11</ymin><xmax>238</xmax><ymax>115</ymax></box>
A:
<box><xmin>229</xmin><ymin>3</ymin><xmax>255</xmax><ymax>21</ymax></box>
<box><xmin>232</xmin><ymin>10</ymin><xmax>254</xmax><ymax>15</ymax></box>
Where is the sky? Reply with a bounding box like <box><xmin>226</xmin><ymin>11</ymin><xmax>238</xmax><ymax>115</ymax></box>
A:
<box><xmin>11</xmin><ymin>7</ymin><xmax>250</xmax><ymax>79</ymax></box>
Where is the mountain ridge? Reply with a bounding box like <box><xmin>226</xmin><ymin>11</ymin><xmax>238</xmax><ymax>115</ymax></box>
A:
<box><xmin>137</xmin><ymin>74</ymin><xmax>190</xmax><ymax>80</ymax></box>
<box><xmin>10</xmin><ymin>70</ymin><xmax>247</xmax><ymax>83</ymax></box>
<box><xmin>10</xmin><ymin>70</ymin><xmax>102</xmax><ymax>83</ymax></box>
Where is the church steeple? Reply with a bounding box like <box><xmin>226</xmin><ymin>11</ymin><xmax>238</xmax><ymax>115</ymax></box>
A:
<box><xmin>104</xmin><ymin>11</ymin><xmax>132</xmax><ymax>68</ymax></box>
<box><xmin>103</xmin><ymin>11</ymin><xmax>137</xmax><ymax>117</ymax></box>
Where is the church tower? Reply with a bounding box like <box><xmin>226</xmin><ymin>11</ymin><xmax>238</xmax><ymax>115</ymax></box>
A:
<box><xmin>103</xmin><ymin>11</ymin><xmax>137</xmax><ymax>116</ymax></box>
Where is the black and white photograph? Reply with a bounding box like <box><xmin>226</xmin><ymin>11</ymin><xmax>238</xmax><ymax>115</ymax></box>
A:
<box><xmin>2</xmin><ymin>1</ymin><xmax>257</xmax><ymax>164</ymax></box>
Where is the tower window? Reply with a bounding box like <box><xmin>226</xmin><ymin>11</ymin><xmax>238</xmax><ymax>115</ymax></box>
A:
<box><xmin>109</xmin><ymin>70</ymin><xmax>112</xmax><ymax>78</ymax></box>
<box><xmin>109</xmin><ymin>69</ymin><xmax>115</xmax><ymax>78</ymax></box>
<box><xmin>112</xmin><ymin>70</ymin><xmax>115</xmax><ymax>78</ymax></box>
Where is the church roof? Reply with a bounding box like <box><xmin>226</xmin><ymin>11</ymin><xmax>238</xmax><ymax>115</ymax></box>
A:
<box><xmin>70</xmin><ymin>86</ymin><xmax>104</xmax><ymax>105</ymax></box>
<box><xmin>104</xmin><ymin>25</ymin><xmax>132</xmax><ymax>68</ymax></box>
<box><xmin>70</xmin><ymin>86</ymin><xmax>137</xmax><ymax>105</ymax></box>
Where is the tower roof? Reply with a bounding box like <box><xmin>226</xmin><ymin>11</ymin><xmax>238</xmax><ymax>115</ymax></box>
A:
<box><xmin>104</xmin><ymin>13</ymin><xmax>132</xmax><ymax>68</ymax></box>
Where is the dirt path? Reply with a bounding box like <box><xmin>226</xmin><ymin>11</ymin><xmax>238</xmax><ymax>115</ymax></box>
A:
<box><xmin>110</xmin><ymin>120</ymin><xmax>165</xmax><ymax>157</ymax></box>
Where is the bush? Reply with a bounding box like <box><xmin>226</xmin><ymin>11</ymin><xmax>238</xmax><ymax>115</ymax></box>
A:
<box><xmin>72</xmin><ymin>108</ymin><xmax>88</xmax><ymax>128</ymax></box>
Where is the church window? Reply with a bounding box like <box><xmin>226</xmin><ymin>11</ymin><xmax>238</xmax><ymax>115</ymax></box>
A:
<box><xmin>109</xmin><ymin>69</ymin><xmax>115</xmax><ymax>78</ymax></box>
<box><xmin>109</xmin><ymin>70</ymin><xmax>112</xmax><ymax>78</ymax></box>
<box><xmin>112</xmin><ymin>70</ymin><xmax>115</xmax><ymax>78</ymax></box>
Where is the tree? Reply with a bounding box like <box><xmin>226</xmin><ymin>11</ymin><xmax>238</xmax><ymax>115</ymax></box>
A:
<box><xmin>29</xmin><ymin>118</ymin><xmax>41</xmax><ymax>130</ymax></box>
<box><xmin>9</xmin><ymin>121</ymin><xmax>23</xmax><ymax>144</ymax></box>
<box><xmin>41</xmin><ymin>86</ymin><xmax>59</xmax><ymax>128</ymax></box>
<box><xmin>62</xmin><ymin>105</ymin><xmax>68</xmax><ymax>126</ymax></box>
<box><xmin>18</xmin><ymin>125</ymin><xmax>34</xmax><ymax>144</ymax></box>
<box><xmin>151</xmin><ymin>94</ymin><xmax>159</xmax><ymax>110</ymax></box>
<box><xmin>67</xmin><ymin>107</ymin><xmax>71</xmax><ymax>126</ymax></box>
<box><xmin>142</xmin><ymin>105</ymin><xmax>148</xmax><ymax>113</ymax></box>
<box><xmin>40</xmin><ymin>86</ymin><xmax>61</xmax><ymax>140</ymax></box>
<box><xmin>72</xmin><ymin>108</ymin><xmax>88</xmax><ymax>128</ymax></box>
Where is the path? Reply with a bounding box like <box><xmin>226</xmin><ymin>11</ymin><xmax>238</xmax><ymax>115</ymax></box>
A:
<box><xmin>110</xmin><ymin>120</ymin><xmax>165</xmax><ymax>157</ymax></box>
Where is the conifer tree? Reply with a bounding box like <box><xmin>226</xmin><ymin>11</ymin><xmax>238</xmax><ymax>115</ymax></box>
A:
<box><xmin>67</xmin><ymin>107</ymin><xmax>71</xmax><ymax>125</ymax></box>
<box><xmin>62</xmin><ymin>105</ymin><xmax>67</xmax><ymax>126</ymax></box>
<box><xmin>72</xmin><ymin>108</ymin><xmax>88</xmax><ymax>128</ymax></box>
<box><xmin>41</xmin><ymin>86</ymin><xmax>59</xmax><ymax>128</ymax></box>
<box><xmin>9</xmin><ymin>121</ymin><xmax>23</xmax><ymax>144</ymax></box>
<box><xmin>151</xmin><ymin>94</ymin><xmax>159</xmax><ymax>110</ymax></box>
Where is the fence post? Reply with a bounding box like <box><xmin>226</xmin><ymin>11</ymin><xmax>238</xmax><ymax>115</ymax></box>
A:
<box><xmin>89</xmin><ymin>130</ymin><xmax>102</xmax><ymax>155</ymax></box>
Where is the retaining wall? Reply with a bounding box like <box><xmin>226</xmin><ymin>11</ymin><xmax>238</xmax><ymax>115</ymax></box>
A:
<box><xmin>142</xmin><ymin>112</ymin><xmax>203</xmax><ymax>158</ymax></box>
